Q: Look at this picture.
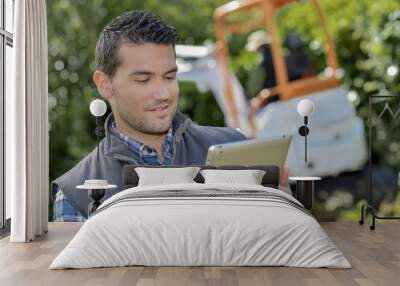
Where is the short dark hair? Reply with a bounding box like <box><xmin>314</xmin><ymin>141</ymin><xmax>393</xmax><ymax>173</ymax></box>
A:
<box><xmin>95</xmin><ymin>10</ymin><xmax>178</xmax><ymax>78</ymax></box>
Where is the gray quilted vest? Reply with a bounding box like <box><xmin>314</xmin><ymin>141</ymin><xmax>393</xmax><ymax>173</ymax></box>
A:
<box><xmin>52</xmin><ymin>111</ymin><xmax>246</xmax><ymax>218</ymax></box>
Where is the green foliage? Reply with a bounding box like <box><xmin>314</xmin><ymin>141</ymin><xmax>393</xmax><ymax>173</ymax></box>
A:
<box><xmin>178</xmin><ymin>82</ymin><xmax>225</xmax><ymax>126</ymax></box>
<box><xmin>48</xmin><ymin>0</ymin><xmax>400</xmax><ymax>221</ymax></box>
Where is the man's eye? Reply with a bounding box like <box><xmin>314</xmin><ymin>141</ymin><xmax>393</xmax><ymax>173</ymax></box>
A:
<box><xmin>165</xmin><ymin>75</ymin><xmax>176</xmax><ymax>80</ymax></box>
<box><xmin>134</xmin><ymin>78</ymin><xmax>150</xmax><ymax>83</ymax></box>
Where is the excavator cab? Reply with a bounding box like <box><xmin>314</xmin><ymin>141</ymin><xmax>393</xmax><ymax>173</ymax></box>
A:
<box><xmin>215</xmin><ymin>0</ymin><xmax>340</xmax><ymax>127</ymax></box>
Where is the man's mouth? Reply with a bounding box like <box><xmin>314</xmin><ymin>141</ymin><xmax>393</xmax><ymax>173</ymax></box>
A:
<box><xmin>148</xmin><ymin>104</ymin><xmax>170</xmax><ymax>117</ymax></box>
<box><xmin>149</xmin><ymin>105</ymin><xmax>169</xmax><ymax>111</ymax></box>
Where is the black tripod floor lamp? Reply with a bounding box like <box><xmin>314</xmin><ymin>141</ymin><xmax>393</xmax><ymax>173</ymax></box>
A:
<box><xmin>359</xmin><ymin>95</ymin><xmax>400</xmax><ymax>230</ymax></box>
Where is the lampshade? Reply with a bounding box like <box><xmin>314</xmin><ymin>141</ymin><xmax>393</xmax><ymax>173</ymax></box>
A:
<box><xmin>297</xmin><ymin>99</ymin><xmax>315</xmax><ymax>117</ymax></box>
<box><xmin>90</xmin><ymin>99</ymin><xmax>107</xmax><ymax>117</ymax></box>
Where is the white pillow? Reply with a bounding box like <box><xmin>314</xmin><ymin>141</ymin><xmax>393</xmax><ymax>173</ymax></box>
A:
<box><xmin>200</xmin><ymin>169</ymin><xmax>266</xmax><ymax>185</ymax></box>
<box><xmin>135</xmin><ymin>167</ymin><xmax>201</xmax><ymax>186</ymax></box>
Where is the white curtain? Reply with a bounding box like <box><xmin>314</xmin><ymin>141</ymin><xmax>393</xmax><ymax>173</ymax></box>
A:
<box><xmin>7</xmin><ymin>0</ymin><xmax>49</xmax><ymax>242</ymax></box>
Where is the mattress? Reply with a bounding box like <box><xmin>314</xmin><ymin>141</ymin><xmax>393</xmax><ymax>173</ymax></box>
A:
<box><xmin>50</xmin><ymin>183</ymin><xmax>351</xmax><ymax>269</ymax></box>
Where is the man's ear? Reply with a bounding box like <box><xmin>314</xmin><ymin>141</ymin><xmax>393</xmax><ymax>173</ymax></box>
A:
<box><xmin>93</xmin><ymin>70</ymin><xmax>113</xmax><ymax>100</ymax></box>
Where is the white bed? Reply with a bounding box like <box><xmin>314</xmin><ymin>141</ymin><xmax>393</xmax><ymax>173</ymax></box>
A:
<box><xmin>50</xmin><ymin>183</ymin><xmax>351</xmax><ymax>269</ymax></box>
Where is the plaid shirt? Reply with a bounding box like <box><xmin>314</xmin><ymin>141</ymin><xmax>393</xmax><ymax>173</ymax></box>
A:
<box><xmin>53</xmin><ymin>121</ymin><xmax>175</xmax><ymax>222</ymax></box>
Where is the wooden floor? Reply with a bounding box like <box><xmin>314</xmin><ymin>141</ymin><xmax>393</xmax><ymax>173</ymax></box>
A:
<box><xmin>0</xmin><ymin>222</ymin><xmax>399</xmax><ymax>286</ymax></box>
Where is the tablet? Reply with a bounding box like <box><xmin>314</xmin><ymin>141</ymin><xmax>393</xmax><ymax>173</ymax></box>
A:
<box><xmin>205</xmin><ymin>135</ymin><xmax>292</xmax><ymax>170</ymax></box>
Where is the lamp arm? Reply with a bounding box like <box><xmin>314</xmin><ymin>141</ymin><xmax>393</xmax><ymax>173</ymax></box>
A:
<box><xmin>96</xmin><ymin>116</ymin><xmax>100</xmax><ymax>163</ymax></box>
<box><xmin>305</xmin><ymin>115</ymin><xmax>308</xmax><ymax>162</ymax></box>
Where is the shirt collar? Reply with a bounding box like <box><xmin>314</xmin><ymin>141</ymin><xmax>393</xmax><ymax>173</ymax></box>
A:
<box><xmin>109</xmin><ymin>117</ymin><xmax>174</xmax><ymax>163</ymax></box>
<box><xmin>103</xmin><ymin>111</ymin><xmax>192</xmax><ymax>161</ymax></box>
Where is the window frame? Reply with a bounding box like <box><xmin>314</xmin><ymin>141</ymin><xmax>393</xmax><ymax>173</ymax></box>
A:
<box><xmin>0</xmin><ymin>0</ymin><xmax>14</xmax><ymax>233</ymax></box>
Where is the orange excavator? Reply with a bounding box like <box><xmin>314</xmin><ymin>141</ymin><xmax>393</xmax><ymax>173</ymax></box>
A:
<box><xmin>214</xmin><ymin>0</ymin><xmax>340</xmax><ymax>131</ymax></box>
<box><xmin>213</xmin><ymin>0</ymin><xmax>368</xmax><ymax>179</ymax></box>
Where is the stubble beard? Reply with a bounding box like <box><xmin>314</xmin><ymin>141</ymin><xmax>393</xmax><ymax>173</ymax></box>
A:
<box><xmin>121</xmin><ymin>105</ymin><xmax>177</xmax><ymax>135</ymax></box>
<box><xmin>111</xmin><ymin>86</ymin><xmax>177</xmax><ymax>136</ymax></box>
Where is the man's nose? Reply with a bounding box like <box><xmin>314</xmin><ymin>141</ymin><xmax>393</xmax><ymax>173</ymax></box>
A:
<box><xmin>152</xmin><ymin>81</ymin><xmax>170</xmax><ymax>101</ymax></box>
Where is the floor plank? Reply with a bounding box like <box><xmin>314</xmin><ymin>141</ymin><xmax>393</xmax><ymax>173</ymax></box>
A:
<box><xmin>0</xmin><ymin>222</ymin><xmax>399</xmax><ymax>286</ymax></box>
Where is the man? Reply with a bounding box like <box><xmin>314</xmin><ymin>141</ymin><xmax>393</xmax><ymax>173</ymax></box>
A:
<box><xmin>52</xmin><ymin>10</ymin><xmax>290</xmax><ymax>222</ymax></box>
<box><xmin>245</xmin><ymin>30</ymin><xmax>278</xmax><ymax>103</ymax></box>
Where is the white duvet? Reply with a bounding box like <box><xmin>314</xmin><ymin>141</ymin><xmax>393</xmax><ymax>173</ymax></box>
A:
<box><xmin>50</xmin><ymin>183</ymin><xmax>351</xmax><ymax>269</ymax></box>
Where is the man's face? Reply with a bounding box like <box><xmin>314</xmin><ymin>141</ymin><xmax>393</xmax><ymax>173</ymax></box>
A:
<box><xmin>107</xmin><ymin>42</ymin><xmax>179</xmax><ymax>135</ymax></box>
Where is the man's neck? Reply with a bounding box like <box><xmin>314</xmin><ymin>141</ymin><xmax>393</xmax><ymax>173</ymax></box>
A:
<box><xmin>114</xmin><ymin>120</ymin><xmax>168</xmax><ymax>156</ymax></box>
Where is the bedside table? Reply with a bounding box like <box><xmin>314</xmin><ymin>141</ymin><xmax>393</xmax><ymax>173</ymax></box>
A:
<box><xmin>289</xmin><ymin>176</ymin><xmax>321</xmax><ymax>210</ymax></box>
<box><xmin>77</xmin><ymin>180</ymin><xmax>117</xmax><ymax>216</ymax></box>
